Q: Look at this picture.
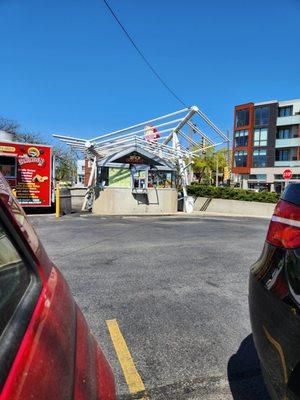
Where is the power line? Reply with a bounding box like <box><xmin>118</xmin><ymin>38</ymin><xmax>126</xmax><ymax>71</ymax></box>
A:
<box><xmin>102</xmin><ymin>0</ymin><xmax>187</xmax><ymax>107</ymax></box>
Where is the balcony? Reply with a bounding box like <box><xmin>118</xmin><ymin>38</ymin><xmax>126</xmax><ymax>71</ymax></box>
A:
<box><xmin>275</xmin><ymin>137</ymin><xmax>300</xmax><ymax>148</ymax></box>
<box><xmin>277</xmin><ymin>115</ymin><xmax>300</xmax><ymax>126</ymax></box>
<box><xmin>274</xmin><ymin>160</ymin><xmax>300</xmax><ymax>167</ymax></box>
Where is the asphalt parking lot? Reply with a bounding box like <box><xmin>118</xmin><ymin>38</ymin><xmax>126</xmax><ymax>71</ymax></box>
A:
<box><xmin>30</xmin><ymin>213</ymin><xmax>271</xmax><ymax>400</ymax></box>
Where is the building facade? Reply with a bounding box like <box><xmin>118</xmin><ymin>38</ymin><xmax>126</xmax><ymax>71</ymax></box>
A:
<box><xmin>232</xmin><ymin>99</ymin><xmax>300</xmax><ymax>192</ymax></box>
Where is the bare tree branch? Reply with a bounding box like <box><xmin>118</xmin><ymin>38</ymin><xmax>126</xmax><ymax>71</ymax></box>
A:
<box><xmin>0</xmin><ymin>117</ymin><xmax>19</xmax><ymax>135</ymax></box>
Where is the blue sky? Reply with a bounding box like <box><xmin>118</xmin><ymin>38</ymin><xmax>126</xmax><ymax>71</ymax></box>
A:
<box><xmin>0</xmin><ymin>0</ymin><xmax>299</xmax><ymax>144</ymax></box>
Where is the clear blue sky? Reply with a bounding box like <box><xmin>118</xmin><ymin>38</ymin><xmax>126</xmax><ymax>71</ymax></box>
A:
<box><xmin>0</xmin><ymin>0</ymin><xmax>299</xmax><ymax>144</ymax></box>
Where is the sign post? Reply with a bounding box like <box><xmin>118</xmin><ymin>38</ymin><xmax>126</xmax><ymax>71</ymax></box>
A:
<box><xmin>55</xmin><ymin>185</ymin><xmax>60</xmax><ymax>218</ymax></box>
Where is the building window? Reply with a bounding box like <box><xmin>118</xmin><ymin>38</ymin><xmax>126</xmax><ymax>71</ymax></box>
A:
<box><xmin>0</xmin><ymin>156</ymin><xmax>17</xmax><ymax>179</ymax></box>
<box><xmin>0</xmin><ymin>220</ymin><xmax>31</xmax><ymax>337</ymax></box>
<box><xmin>234</xmin><ymin>150</ymin><xmax>247</xmax><ymax>167</ymax></box>
<box><xmin>275</xmin><ymin>148</ymin><xmax>297</xmax><ymax>161</ymax></box>
<box><xmin>235</xmin><ymin>109</ymin><xmax>249</xmax><ymax>127</ymax></box>
<box><xmin>249</xmin><ymin>174</ymin><xmax>267</xmax><ymax>180</ymax></box>
<box><xmin>148</xmin><ymin>171</ymin><xmax>175</xmax><ymax>188</ymax></box>
<box><xmin>278</xmin><ymin>106</ymin><xmax>293</xmax><ymax>117</ymax></box>
<box><xmin>274</xmin><ymin>174</ymin><xmax>300</xmax><ymax>180</ymax></box>
<box><xmin>253</xmin><ymin>149</ymin><xmax>267</xmax><ymax>167</ymax></box>
<box><xmin>235</xmin><ymin>130</ymin><xmax>248</xmax><ymax>147</ymax></box>
<box><xmin>276</xmin><ymin>149</ymin><xmax>289</xmax><ymax>161</ymax></box>
<box><xmin>277</xmin><ymin>128</ymin><xmax>291</xmax><ymax>139</ymax></box>
<box><xmin>255</xmin><ymin>106</ymin><xmax>269</xmax><ymax>126</ymax></box>
<box><xmin>291</xmin><ymin>148</ymin><xmax>297</xmax><ymax>160</ymax></box>
<box><xmin>254</xmin><ymin>128</ymin><xmax>268</xmax><ymax>146</ymax></box>
<box><xmin>108</xmin><ymin>167</ymin><xmax>132</xmax><ymax>188</ymax></box>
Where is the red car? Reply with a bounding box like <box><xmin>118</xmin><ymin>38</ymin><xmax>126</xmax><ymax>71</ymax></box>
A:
<box><xmin>0</xmin><ymin>173</ymin><xmax>116</xmax><ymax>400</ymax></box>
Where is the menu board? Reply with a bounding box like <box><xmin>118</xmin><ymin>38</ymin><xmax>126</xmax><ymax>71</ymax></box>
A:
<box><xmin>0</xmin><ymin>142</ymin><xmax>52</xmax><ymax>207</ymax></box>
<box><xmin>16</xmin><ymin>144</ymin><xmax>52</xmax><ymax>206</ymax></box>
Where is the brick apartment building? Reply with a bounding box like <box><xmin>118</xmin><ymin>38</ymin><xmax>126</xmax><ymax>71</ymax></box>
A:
<box><xmin>232</xmin><ymin>99</ymin><xmax>300</xmax><ymax>193</ymax></box>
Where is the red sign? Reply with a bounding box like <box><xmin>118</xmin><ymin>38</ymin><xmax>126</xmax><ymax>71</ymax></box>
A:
<box><xmin>0</xmin><ymin>141</ymin><xmax>52</xmax><ymax>207</ymax></box>
<box><xmin>283</xmin><ymin>169</ymin><xmax>292</xmax><ymax>180</ymax></box>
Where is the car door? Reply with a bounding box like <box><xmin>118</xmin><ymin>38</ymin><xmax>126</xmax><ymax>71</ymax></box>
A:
<box><xmin>0</xmin><ymin>178</ymin><xmax>77</xmax><ymax>400</ymax></box>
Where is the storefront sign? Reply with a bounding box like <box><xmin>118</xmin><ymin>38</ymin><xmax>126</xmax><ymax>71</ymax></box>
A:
<box><xmin>125</xmin><ymin>154</ymin><xmax>144</xmax><ymax>164</ymax></box>
<box><xmin>0</xmin><ymin>145</ymin><xmax>16</xmax><ymax>152</ymax></box>
<box><xmin>115</xmin><ymin>151</ymin><xmax>154</xmax><ymax>165</ymax></box>
<box><xmin>18</xmin><ymin>156</ymin><xmax>45</xmax><ymax>166</ymax></box>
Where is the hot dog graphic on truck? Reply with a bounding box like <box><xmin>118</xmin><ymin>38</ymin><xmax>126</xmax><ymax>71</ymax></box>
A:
<box><xmin>0</xmin><ymin>141</ymin><xmax>54</xmax><ymax>207</ymax></box>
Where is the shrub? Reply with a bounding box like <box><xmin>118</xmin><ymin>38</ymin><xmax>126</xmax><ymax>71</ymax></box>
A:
<box><xmin>187</xmin><ymin>184</ymin><xmax>280</xmax><ymax>203</ymax></box>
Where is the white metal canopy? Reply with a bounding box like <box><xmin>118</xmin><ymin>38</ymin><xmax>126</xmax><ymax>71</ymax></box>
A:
<box><xmin>53</xmin><ymin>105</ymin><xmax>229</xmax><ymax>211</ymax></box>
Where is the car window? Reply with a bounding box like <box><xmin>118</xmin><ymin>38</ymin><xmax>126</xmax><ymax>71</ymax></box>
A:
<box><xmin>0</xmin><ymin>220</ymin><xmax>31</xmax><ymax>336</ymax></box>
<box><xmin>282</xmin><ymin>183</ymin><xmax>300</xmax><ymax>206</ymax></box>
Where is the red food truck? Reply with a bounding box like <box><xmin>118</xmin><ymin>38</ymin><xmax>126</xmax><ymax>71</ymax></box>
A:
<box><xmin>0</xmin><ymin>141</ymin><xmax>54</xmax><ymax>207</ymax></box>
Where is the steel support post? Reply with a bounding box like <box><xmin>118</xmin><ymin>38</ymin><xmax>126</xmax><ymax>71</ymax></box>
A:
<box><xmin>81</xmin><ymin>156</ymin><xmax>97</xmax><ymax>211</ymax></box>
<box><xmin>174</xmin><ymin>132</ymin><xmax>189</xmax><ymax>212</ymax></box>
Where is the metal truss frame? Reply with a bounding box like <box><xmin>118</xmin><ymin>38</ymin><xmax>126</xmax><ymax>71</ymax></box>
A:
<box><xmin>53</xmin><ymin>105</ymin><xmax>229</xmax><ymax>212</ymax></box>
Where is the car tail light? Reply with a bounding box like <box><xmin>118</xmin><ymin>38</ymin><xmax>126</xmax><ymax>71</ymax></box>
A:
<box><xmin>266</xmin><ymin>200</ymin><xmax>300</xmax><ymax>249</ymax></box>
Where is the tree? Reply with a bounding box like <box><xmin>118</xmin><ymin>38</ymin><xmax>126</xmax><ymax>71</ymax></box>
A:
<box><xmin>192</xmin><ymin>147</ymin><xmax>229</xmax><ymax>184</ymax></box>
<box><xmin>0</xmin><ymin>116</ymin><xmax>78</xmax><ymax>184</ymax></box>
<box><xmin>53</xmin><ymin>146</ymin><xmax>77</xmax><ymax>183</ymax></box>
<box><xmin>192</xmin><ymin>147</ymin><xmax>214</xmax><ymax>183</ymax></box>
<box><xmin>0</xmin><ymin>117</ymin><xmax>46</xmax><ymax>144</ymax></box>
<box><xmin>16</xmin><ymin>131</ymin><xmax>79</xmax><ymax>183</ymax></box>
<box><xmin>0</xmin><ymin>117</ymin><xmax>19</xmax><ymax>135</ymax></box>
<box><xmin>15</xmin><ymin>130</ymin><xmax>48</xmax><ymax>145</ymax></box>
<box><xmin>16</xmin><ymin>132</ymin><xmax>78</xmax><ymax>183</ymax></box>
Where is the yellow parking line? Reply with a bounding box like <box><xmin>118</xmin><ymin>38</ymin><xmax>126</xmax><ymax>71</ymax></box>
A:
<box><xmin>106</xmin><ymin>319</ymin><xmax>147</xmax><ymax>398</ymax></box>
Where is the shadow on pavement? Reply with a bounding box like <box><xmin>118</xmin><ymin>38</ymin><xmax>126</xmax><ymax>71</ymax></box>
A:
<box><xmin>227</xmin><ymin>334</ymin><xmax>271</xmax><ymax>400</ymax></box>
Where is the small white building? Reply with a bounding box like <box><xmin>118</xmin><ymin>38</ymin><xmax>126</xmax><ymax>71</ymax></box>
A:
<box><xmin>76</xmin><ymin>159</ymin><xmax>85</xmax><ymax>186</ymax></box>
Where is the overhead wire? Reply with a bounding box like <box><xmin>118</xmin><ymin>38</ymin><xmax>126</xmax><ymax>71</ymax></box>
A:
<box><xmin>102</xmin><ymin>0</ymin><xmax>188</xmax><ymax>108</ymax></box>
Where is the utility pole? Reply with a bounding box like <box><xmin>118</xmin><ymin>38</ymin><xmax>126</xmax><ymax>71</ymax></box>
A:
<box><xmin>188</xmin><ymin>123</ymin><xmax>197</xmax><ymax>184</ymax></box>
<box><xmin>226</xmin><ymin>129</ymin><xmax>231</xmax><ymax>185</ymax></box>
<box><xmin>215</xmin><ymin>152</ymin><xmax>219</xmax><ymax>187</ymax></box>
<box><xmin>227</xmin><ymin>130</ymin><xmax>230</xmax><ymax>164</ymax></box>
<box><xmin>188</xmin><ymin>124</ymin><xmax>193</xmax><ymax>184</ymax></box>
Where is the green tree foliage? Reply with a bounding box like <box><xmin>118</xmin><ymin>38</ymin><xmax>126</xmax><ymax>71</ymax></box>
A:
<box><xmin>192</xmin><ymin>147</ymin><xmax>228</xmax><ymax>184</ymax></box>
<box><xmin>53</xmin><ymin>146</ymin><xmax>77</xmax><ymax>183</ymax></box>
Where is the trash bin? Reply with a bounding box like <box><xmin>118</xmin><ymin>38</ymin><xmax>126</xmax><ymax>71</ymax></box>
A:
<box><xmin>59</xmin><ymin>187</ymin><xmax>72</xmax><ymax>215</ymax></box>
<box><xmin>185</xmin><ymin>196</ymin><xmax>194</xmax><ymax>213</ymax></box>
<box><xmin>177</xmin><ymin>191</ymin><xmax>184</xmax><ymax>212</ymax></box>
